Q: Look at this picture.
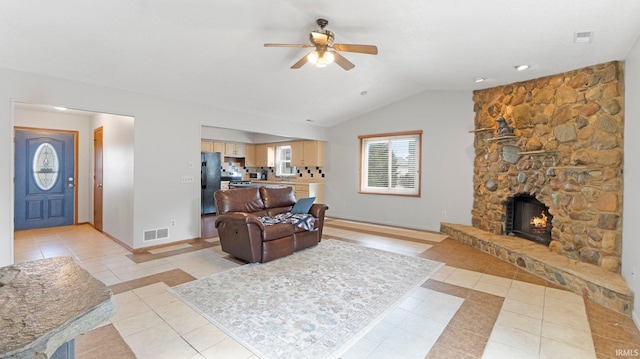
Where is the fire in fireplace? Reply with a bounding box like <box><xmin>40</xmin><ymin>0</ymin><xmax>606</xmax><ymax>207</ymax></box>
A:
<box><xmin>505</xmin><ymin>194</ymin><xmax>553</xmax><ymax>245</ymax></box>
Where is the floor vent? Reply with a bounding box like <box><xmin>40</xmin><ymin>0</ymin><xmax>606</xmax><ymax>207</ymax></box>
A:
<box><xmin>143</xmin><ymin>228</ymin><xmax>170</xmax><ymax>241</ymax></box>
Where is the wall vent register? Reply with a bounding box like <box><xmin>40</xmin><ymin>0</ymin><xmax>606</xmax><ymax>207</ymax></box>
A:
<box><xmin>143</xmin><ymin>228</ymin><xmax>169</xmax><ymax>241</ymax></box>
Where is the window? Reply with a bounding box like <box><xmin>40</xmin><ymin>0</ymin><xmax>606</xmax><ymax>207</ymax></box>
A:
<box><xmin>359</xmin><ymin>131</ymin><xmax>421</xmax><ymax>196</ymax></box>
<box><xmin>33</xmin><ymin>142</ymin><xmax>59</xmax><ymax>191</ymax></box>
<box><xmin>275</xmin><ymin>145</ymin><xmax>295</xmax><ymax>177</ymax></box>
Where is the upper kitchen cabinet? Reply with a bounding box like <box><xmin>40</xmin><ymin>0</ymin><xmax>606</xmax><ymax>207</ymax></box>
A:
<box><xmin>291</xmin><ymin>140</ymin><xmax>325</xmax><ymax>167</ymax></box>
<box><xmin>244</xmin><ymin>144</ymin><xmax>257</xmax><ymax>167</ymax></box>
<box><xmin>213</xmin><ymin>142</ymin><xmax>225</xmax><ymax>154</ymax></box>
<box><xmin>201</xmin><ymin>140</ymin><xmax>214</xmax><ymax>153</ymax></box>
<box><xmin>201</xmin><ymin>140</ymin><xmax>227</xmax><ymax>154</ymax></box>
<box><xmin>255</xmin><ymin>144</ymin><xmax>275</xmax><ymax>167</ymax></box>
<box><xmin>224</xmin><ymin>142</ymin><xmax>246</xmax><ymax>158</ymax></box>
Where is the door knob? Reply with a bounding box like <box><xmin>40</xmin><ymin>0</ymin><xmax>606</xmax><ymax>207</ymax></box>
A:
<box><xmin>97</xmin><ymin>184</ymin><xmax>103</xmax><ymax>188</ymax></box>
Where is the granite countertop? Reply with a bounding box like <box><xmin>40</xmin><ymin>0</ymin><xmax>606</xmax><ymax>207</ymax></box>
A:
<box><xmin>0</xmin><ymin>257</ymin><xmax>115</xmax><ymax>358</ymax></box>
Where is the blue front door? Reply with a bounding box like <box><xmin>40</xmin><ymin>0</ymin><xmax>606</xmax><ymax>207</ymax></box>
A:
<box><xmin>14</xmin><ymin>129</ymin><xmax>76</xmax><ymax>230</ymax></box>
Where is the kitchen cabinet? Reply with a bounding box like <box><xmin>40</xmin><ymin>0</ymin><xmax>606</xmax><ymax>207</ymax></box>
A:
<box><xmin>255</xmin><ymin>144</ymin><xmax>275</xmax><ymax>167</ymax></box>
<box><xmin>224</xmin><ymin>142</ymin><xmax>246</xmax><ymax>157</ymax></box>
<box><xmin>254</xmin><ymin>181</ymin><xmax>324</xmax><ymax>203</ymax></box>
<box><xmin>295</xmin><ymin>183</ymin><xmax>324</xmax><ymax>203</ymax></box>
<box><xmin>213</xmin><ymin>142</ymin><xmax>225</xmax><ymax>154</ymax></box>
<box><xmin>201</xmin><ymin>140</ymin><xmax>214</xmax><ymax>153</ymax></box>
<box><xmin>244</xmin><ymin>144</ymin><xmax>256</xmax><ymax>166</ymax></box>
<box><xmin>203</xmin><ymin>140</ymin><xmax>251</xmax><ymax>160</ymax></box>
<box><xmin>291</xmin><ymin>140</ymin><xmax>325</xmax><ymax>167</ymax></box>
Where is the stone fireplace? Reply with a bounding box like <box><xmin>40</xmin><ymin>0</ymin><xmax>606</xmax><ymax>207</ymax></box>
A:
<box><xmin>470</xmin><ymin>61</ymin><xmax>624</xmax><ymax>273</ymax></box>
<box><xmin>441</xmin><ymin>61</ymin><xmax>631</xmax><ymax>315</ymax></box>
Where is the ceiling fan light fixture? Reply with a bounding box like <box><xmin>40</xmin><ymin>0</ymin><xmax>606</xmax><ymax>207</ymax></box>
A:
<box><xmin>307</xmin><ymin>50</ymin><xmax>334</xmax><ymax>67</ymax></box>
<box><xmin>265</xmin><ymin>19</ymin><xmax>376</xmax><ymax>71</ymax></box>
<box><xmin>320</xmin><ymin>51</ymin><xmax>334</xmax><ymax>66</ymax></box>
<box><xmin>307</xmin><ymin>51</ymin><xmax>319</xmax><ymax>64</ymax></box>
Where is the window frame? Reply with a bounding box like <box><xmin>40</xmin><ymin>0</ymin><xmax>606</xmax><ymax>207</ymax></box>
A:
<box><xmin>358</xmin><ymin>130</ymin><xmax>422</xmax><ymax>197</ymax></box>
<box><xmin>275</xmin><ymin>144</ymin><xmax>296</xmax><ymax>177</ymax></box>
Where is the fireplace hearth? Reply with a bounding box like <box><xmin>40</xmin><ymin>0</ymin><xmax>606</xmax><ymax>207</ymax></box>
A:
<box><xmin>505</xmin><ymin>195</ymin><xmax>552</xmax><ymax>246</ymax></box>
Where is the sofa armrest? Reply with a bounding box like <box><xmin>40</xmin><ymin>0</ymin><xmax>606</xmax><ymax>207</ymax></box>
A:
<box><xmin>215</xmin><ymin>212</ymin><xmax>264</xmax><ymax>230</ymax></box>
<box><xmin>214</xmin><ymin>212</ymin><xmax>265</xmax><ymax>263</ymax></box>
<box><xmin>308</xmin><ymin>203</ymin><xmax>329</xmax><ymax>219</ymax></box>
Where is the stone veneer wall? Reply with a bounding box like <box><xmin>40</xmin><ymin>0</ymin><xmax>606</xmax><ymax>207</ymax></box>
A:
<box><xmin>471</xmin><ymin>61</ymin><xmax>624</xmax><ymax>273</ymax></box>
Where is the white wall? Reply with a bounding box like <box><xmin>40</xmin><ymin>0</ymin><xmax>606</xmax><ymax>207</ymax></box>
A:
<box><xmin>201</xmin><ymin>126</ymin><xmax>255</xmax><ymax>143</ymax></box>
<box><xmin>623</xmin><ymin>37</ymin><xmax>640</xmax><ymax>326</ymax></box>
<box><xmin>325</xmin><ymin>90</ymin><xmax>475</xmax><ymax>231</ymax></box>
<box><xmin>92</xmin><ymin>113</ymin><xmax>135</xmax><ymax>247</ymax></box>
<box><xmin>0</xmin><ymin>67</ymin><xmax>327</xmax><ymax>266</ymax></box>
<box><xmin>13</xmin><ymin>108</ymin><xmax>93</xmax><ymax>224</ymax></box>
<box><xmin>201</xmin><ymin>126</ymin><xmax>311</xmax><ymax>144</ymax></box>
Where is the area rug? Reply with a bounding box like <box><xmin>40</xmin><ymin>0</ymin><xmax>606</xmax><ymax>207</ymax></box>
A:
<box><xmin>169</xmin><ymin>239</ymin><xmax>443</xmax><ymax>359</ymax></box>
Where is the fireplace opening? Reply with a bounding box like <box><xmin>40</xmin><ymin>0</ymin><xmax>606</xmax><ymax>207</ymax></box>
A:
<box><xmin>505</xmin><ymin>194</ymin><xmax>553</xmax><ymax>246</ymax></box>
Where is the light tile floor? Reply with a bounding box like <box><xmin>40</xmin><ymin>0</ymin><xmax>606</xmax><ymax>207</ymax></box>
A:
<box><xmin>12</xmin><ymin>219</ymin><xmax>640</xmax><ymax>358</ymax></box>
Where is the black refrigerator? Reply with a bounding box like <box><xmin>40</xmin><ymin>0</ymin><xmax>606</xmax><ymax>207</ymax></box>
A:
<box><xmin>201</xmin><ymin>152</ymin><xmax>221</xmax><ymax>214</ymax></box>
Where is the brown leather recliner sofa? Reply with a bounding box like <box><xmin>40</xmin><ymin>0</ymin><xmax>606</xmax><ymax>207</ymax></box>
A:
<box><xmin>214</xmin><ymin>186</ymin><xmax>329</xmax><ymax>263</ymax></box>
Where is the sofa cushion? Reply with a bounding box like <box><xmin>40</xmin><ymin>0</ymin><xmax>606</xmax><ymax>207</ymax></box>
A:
<box><xmin>260</xmin><ymin>187</ymin><xmax>296</xmax><ymax>209</ymax></box>
<box><xmin>214</xmin><ymin>187</ymin><xmax>265</xmax><ymax>213</ymax></box>
<box><xmin>262</xmin><ymin>223</ymin><xmax>295</xmax><ymax>241</ymax></box>
<box><xmin>291</xmin><ymin>197</ymin><xmax>316</xmax><ymax>214</ymax></box>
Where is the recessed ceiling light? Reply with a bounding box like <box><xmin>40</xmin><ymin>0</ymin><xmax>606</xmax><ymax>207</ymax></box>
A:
<box><xmin>474</xmin><ymin>77</ymin><xmax>486</xmax><ymax>83</ymax></box>
<box><xmin>306</xmin><ymin>119</ymin><xmax>314</xmax><ymax>122</ymax></box>
<box><xmin>360</xmin><ymin>91</ymin><xmax>368</xmax><ymax>96</ymax></box>
<box><xmin>515</xmin><ymin>65</ymin><xmax>530</xmax><ymax>71</ymax></box>
<box><xmin>54</xmin><ymin>106</ymin><xmax>67</xmax><ymax>111</ymax></box>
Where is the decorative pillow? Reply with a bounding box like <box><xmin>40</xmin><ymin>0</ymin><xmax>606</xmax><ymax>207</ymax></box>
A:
<box><xmin>291</xmin><ymin>197</ymin><xmax>316</xmax><ymax>214</ymax></box>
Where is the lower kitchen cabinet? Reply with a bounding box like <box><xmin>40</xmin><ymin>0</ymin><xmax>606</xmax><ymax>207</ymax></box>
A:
<box><xmin>295</xmin><ymin>183</ymin><xmax>324</xmax><ymax>203</ymax></box>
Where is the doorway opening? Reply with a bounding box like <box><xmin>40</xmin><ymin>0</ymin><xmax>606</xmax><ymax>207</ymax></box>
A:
<box><xmin>12</xmin><ymin>102</ymin><xmax>134</xmax><ymax>263</ymax></box>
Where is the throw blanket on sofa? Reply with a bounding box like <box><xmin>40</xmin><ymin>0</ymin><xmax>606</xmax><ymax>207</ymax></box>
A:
<box><xmin>259</xmin><ymin>213</ymin><xmax>315</xmax><ymax>231</ymax></box>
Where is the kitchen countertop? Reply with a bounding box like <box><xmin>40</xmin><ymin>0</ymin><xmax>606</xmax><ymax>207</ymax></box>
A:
<box><xmin>229</xmin><ymin>183</ymin><xmax>285</xmax><ymax>188</ymax></box>
<box><xmin>251</xmin><ymin>180</ymin><xmax>323</xmax><ymax>185</ymax></box>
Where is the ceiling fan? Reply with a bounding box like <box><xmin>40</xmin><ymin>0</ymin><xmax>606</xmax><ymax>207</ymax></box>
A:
<box><xmin>264</xmin><ymin>18</ymin><xmax>378</xmax><ymax>71</ymax></box>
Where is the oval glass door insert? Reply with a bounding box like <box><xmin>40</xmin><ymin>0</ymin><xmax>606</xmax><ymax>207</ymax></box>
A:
<box><xmin>33</xmin><ymin>142</ymin><xmax>59</xmax><ymax>190</ymax></box>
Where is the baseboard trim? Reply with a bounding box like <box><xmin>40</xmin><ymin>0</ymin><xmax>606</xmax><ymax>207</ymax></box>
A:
<box><xmin>96</xmin><ymin>229</ymin><xmax>134</xmax><ymax>253</ymax></box>
<box><xmin>86</xmin><ymin>223</ymin><xmax>200</xmax><ymax>254</ymax></box>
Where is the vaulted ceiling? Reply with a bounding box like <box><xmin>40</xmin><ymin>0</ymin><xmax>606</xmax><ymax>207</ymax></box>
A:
<box><xmin>2</xmin><ymin>1</ymin><xmax>640</xmax><ymax>127</ymax></box>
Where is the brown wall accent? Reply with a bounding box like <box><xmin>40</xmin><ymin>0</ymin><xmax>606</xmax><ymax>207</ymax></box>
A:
<box><xmin>471</xmin><ymin>61</ymin><xmax>624</xmax><ymax>273</ymax></box>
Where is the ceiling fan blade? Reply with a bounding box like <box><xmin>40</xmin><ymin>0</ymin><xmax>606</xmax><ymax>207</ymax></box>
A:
<box><xmin>290</xmin><ymin>52</ymin><xmax>311</xmax><ymax>69</ymax></box>
<box><xmin>333</xmin><ymin>44</ymin><xmax>378</xmax><ymax>55</ymax></box>
<box><xmin>331</xmin><ymin>51</ymin><xmax>355</xmax><ymax>71</ymax></box>
<box><xmin>264</xmin><ymin>43</ymin><xmax>312</xmax><ymax>48</ymax></box>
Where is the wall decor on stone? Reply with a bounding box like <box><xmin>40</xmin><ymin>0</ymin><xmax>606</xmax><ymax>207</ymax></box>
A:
<box><xmin>471</xmin><ymin>61</ymin><xmax>624</xmax><ymax>273</ymax></box>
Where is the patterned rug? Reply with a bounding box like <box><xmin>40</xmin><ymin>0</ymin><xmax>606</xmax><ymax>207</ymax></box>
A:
<box><xmin>169</xmin><ymin>239</ymin><xmax>443</xmax><ymax>359</ymax></box>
